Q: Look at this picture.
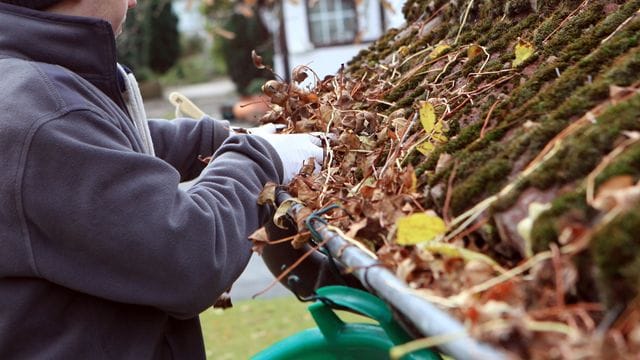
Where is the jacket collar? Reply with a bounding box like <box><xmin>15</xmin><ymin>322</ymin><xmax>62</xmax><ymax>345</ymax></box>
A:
<box><xmin>0</xmin><ymin>3</ymin><xmax>124</xmax><ymax>108</ymax></box>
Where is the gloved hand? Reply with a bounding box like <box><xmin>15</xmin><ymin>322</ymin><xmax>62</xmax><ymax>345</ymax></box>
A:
<box><xmin>253</xmin><ymin>133</ymin><xmax>324</xmax><ymax>184</ymax></box>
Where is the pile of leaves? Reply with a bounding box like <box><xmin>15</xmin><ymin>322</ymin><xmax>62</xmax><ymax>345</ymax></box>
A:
<box><xmin>250</xmin><ymin>0</ymin><xmax>640</xmax><ymax>358</ymax></box>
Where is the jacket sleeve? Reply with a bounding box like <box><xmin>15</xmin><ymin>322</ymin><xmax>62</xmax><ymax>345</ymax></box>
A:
<box><xmin>20</xmin><ymin>109</ymin><xmax>283</xmax><ymax>319</ymax></box>
<box><xmin>147</xmin><ymin>116</ymin><xmax>231</xmax><ymax>181</ymax></box>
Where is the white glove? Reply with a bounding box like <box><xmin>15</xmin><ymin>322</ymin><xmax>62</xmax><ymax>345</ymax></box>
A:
<box><xmin>230</xmin><ymin>123</ymin><xmax>285</xmax><ymax>135</ymax></box>
<box><xmin>254</xmin><ymin>133</ymin><xmax>324</xmax><ymax>184</ymax></box>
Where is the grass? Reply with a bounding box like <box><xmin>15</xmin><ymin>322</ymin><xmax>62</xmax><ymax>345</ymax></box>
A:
<box><xmin>200</xmin><ymin>296</ymin><xmax>316</xmax><ymax>359</ymax></box>
<box><xmin>200</xmin><ymin>295</ymin><xmax>375</xmax><ymax>359</ymax></box>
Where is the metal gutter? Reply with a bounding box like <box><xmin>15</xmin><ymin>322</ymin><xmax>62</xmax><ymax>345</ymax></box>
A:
<box><xmin>279</xmin><ymin>193</ymin><xmax>505</xmax><ymax>359</ymax></box>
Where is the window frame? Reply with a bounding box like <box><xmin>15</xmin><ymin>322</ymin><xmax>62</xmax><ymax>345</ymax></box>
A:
<box><xmin>305</xmin><ymin>0</ymin><xmax>360</xmax><ymax>47</ymax></box>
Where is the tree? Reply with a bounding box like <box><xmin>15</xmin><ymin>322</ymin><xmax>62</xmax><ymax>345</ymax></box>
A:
<box><xmin>117</xmin><ymin>0</ymin><xmax>181</xmax><ymax>80</ymax></box>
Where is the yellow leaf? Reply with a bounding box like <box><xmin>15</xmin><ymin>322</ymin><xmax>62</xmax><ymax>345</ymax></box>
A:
<box><xmin>417</xmin><ymin>101</ymin><xmax>448</xmax><ymax>156</ymax></box>
<box><xmin>429</xmin><ymin>44</ymin><xmax>451</xmax><ymax>59</ymax></box>
<box><xmin>422</xmin><ymin>243</ymin><xmax>507</xmax><ymax>273</ymax></box>
<box><xmin>432</xmin><ymin>131</ymin><xmax>447</xmax><ymax>143</ymax></box>
<box><xmin>416</xmin><ymin>141</ymin><xmax>435</xmax><ymax>156</ymax></box>
<box><xmin>396</xmin><ymin>212</ymin><xmax>446</xmax><ymax>245</ymax></box>
<box><xmin>419</xmin><ymin>101</ymin><xmax>437</xmax><ymax>133</ymax></box>
<box><xmin>467</xmin><ymin>44</ymin><xmax>483</xmax><ymax>60</ymax></box>
<box><xmin>513</xmin><ymin>38</ymin><xmax>534</xmax><ymax>67</ymax></box>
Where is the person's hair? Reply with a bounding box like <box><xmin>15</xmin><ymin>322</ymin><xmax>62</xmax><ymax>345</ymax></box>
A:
<box><xmin>0</xmin><ymin>0</ymin><xmax>62</xmax><ymax>10</ymax></box>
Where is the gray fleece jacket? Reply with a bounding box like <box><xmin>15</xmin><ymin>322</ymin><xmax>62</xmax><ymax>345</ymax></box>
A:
<box><xmin>0</xmin><ymin>3</ymin><xmax>282</xmax><ymax>359</ymax></box>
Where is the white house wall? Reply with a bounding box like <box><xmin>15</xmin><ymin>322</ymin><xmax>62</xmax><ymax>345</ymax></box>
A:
<box><xmin>274</xmin><ymin>43</ymin><xmax>370</xmax><ymax>81</ymax></box>
<box><xmin>384</xmin><ymin>0</ymin><xmax>407</xmax><ymax>29</ymax></box>
<box><xmin>274</xmin><ymin>0</ymin><xmax>406</xmax><ymax>79</ymax></box>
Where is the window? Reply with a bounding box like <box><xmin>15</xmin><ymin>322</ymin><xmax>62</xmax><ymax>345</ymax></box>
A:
<box><xmin>307</xmin><ymin>0</ymin><xmax>358</xmax><ymax>46</ymax></box>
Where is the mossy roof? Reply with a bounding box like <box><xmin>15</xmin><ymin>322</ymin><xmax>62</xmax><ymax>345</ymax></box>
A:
<box><xmin>259</xmin><ymin>0</ymin><xmax>640</xmax><ymax>357</ymax></box>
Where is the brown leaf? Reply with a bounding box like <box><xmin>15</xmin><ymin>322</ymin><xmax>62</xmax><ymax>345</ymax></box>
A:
<box><xmin>300</xmin><ymin>157</ymin><xmax>317</xmax><ymax>177</ymax></box>
<box><xmin>293</xmin><ymin>206</ymin><xmax>313</xmax><ymax>231</ymax></box>
<box><xmin>249</xmin><ymin>226</ymin><xmax>270</xmax><ymax>254</ymax></box>
<box><xmin>290</xmin><ymin>177</ymin><xmax>317</xmax><ymax>202</ymax></box>
<box><xmin>257</xmin><ymin>182</ymin><xmax>278</xmax><ymax>206</ymax></box>
<box><xmin>593</xmin><ymin>175</ymin><xmax>638</xmax><ymax>211</ymax></box>
<box><xmin>292</xmin><ymin>232</ymin><xmax>311</xmax><ymax>249</ymax></box>
<box><xmin>345</xmin><ymin>217</ymin><xmax>368</xmax><ymax>238</ymax></box>
<box><xmin>273</xmin><ymin>198</ymin><xmax>303</xmax><ymax>229</ymax></box>
<box><xmin>251</xmin><ymin>50</ymin><xmax>265</xmax><ymax>69</ymax></box>
<box><xmin>292</xmin><ymin>65</ymin><xmax>309</xmax><ymax>83</ymax></box>
<box><xmin>213</xmin><ymin>291</ymin><xmax>233</xmax><ymax>309</ymax></box>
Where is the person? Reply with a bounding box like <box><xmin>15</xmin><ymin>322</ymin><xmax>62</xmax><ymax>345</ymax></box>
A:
<box><xmin>0</xmin><ymin>0</ymin><xmax>323</xmax><ymax>358</ymax></box>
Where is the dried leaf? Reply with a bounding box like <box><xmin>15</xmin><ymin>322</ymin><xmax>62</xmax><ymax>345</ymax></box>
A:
<box><xmin>273</xmin><ymin>198</ymin><xmax>303</xmax><ymax>229</ymax></box>
<box><xmin>513</xmin><ymin>38</ymin><xmax>534</xmax><ymax>67</ymax></box>
<box><xmin>257</xmin><ymin>182</ymin><xmax>277</xmax><ymax>206</ymax></box>
<box><xmin>346</xmin><ymin>218</ymin><xmax>368</xmax><ymax>238</ymax></box>
<box><xmin>421</xmin><ymin>242</ymin><xmax>506</xmax><ymax>273</ymax></box>
<box><xmin>251</xmin><ymin>49</ymin><xmax>265</xmax><ymax>69</ymax></box>
<box><xmin>396</xmin><ymin>211</ymin><xmax>447</xmax><ymax>245</ymax></box>
<box><xmin>289</xmin><ymin>177</ymin><xmax>318</xmax><ymax>202</ymax></box>
<box><xmin>467</xmin><ymin>44</ymin><xmax>484</xmax><ymax>59</ymax></box>
<box><xmin>400</xmin><ymin>166</ymin><xmax>418</xmax><ymax>193</ymax></box>
<box><xmin>300</xmin><ymin>157</ymin><xmax>317</xmax><ymax>177</ymax></box>
<box><xmin>429</xmin><ymin>44</ymin><xmax>451</xmax><ymax>59</ymax></box>
<box><xmin>292</xmin><ymin>232</ymin><xmax>311</xmax><ymax>249</ymax></box>
<box><xmin>416</xmin><ymin>101</ymin><xmax>447</xmax><ymax>155</ymax></box>
<box><xmin>416</xmin><ymin>141</ymin><xmax>435</xmax><ymax>156</ymax></box>
<box><xmin>293</xmin><ymin>206</ymin><xmax>313</xmax><ymax>230</ymax></box>
<box><xmin>249</xmin><ymin>226</ymin><xmax>269</xmax><ymax>254</ymax></box>
<box><xmin>419</xmin><ymin>101</ymin><xmax>437</xmax><ymax>133</ymax></box>
<box><xmin>292</xmin><ymin>65</ymin><xmax>309</xmax><ymax>83</ymax></box>
<box><xmin>597</xmin><ymin>175</ymin><xmax>634</xmax><ymax>194</ymax></box>
<box><xmin>213</xmin><ymin>291</ymin><xmax>233</xmax><ymax>309</ymax></box>
<box><xmin>593</xmin><ymin>176</ymin><xmax>640</xmax><ymax>211</ymax></box>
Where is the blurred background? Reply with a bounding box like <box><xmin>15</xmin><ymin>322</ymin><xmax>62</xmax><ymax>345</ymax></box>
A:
<box><xmin>116</xmin><ymin>0</ymin><xmax>406</xmax><ymax>357</ymax></box>
<box><xmin>118</xmin><ymin>0</ymin><xmax>406</xmax><ymax>122</ymax></box>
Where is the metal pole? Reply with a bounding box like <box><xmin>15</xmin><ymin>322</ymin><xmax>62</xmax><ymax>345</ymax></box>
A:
<box><xmin>315</xmin><ymin>225</ymin><xmax>505</xmax><ymax>360</ymax></box>
<box><xmin>277</xmin><ymin>193</ymin><xmax>505</xmax><ymax>359</ymax></box>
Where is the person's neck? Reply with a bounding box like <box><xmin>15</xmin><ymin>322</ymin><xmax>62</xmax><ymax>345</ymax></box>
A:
<box><xmin>43</xmin><ymin>1</ymin><xmax>82</xmax><ymax>16</ymax></box>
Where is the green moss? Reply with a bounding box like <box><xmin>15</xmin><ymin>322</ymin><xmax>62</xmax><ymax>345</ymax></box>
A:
<box><xmin>543</xmin><ymin>0</ymin><xmax>608</xmax><ymax>55</ymax></box>
<box><xmin>533</xmin><ymin>9</ymin><xmax>571</xmax><ymax>46</ymax></box>
<box><xmin>419</xmin><ymin>147</ymin><xmax>444</xmax><ymax>175</ymax></box>
<box><xmin>477</xmin><ymin>31</ymin><xmax>640</xmax><ymax>191</ymax></box>
<box><xmin>450</xmin><ymin>159</ymin><xmax>512</xmax><ymax>214</ymax></box>
<box><xmin>384</xmin><ymin>75</ymin><xmax>423</xmax><ymax>103</ymax></box>
<box><xmin>388</xmin><ymin>85</ymin><xmax>426</xmax><ymax>113</ymax></box>
<box><xmin>536</xmin><ymin>0</ymin><xmax>581</xmax><ymax>13</ymax></box>
<box><xmin>346</xmin><ymin>48</ymin><xmax>371</xmax><ymax>69</ymax></box>
<box><xmin>527</xmin><ymin>63</ymin><xmax>640</xmax><ymax>189</ymax></box>
<box><xmin>593</xmin><ymin>0</ymin><xmax>640</xmax><ymax>39</ymax></box>
<box><xmin>507</xmin><ymin>3</ymin><xmax>640</xmax><ymax>118</ymax></box>
<box><xmin>504</xmin><ymin>0</ymin><xmax>533</xmax><ymax>17</ymax></box>
<box><xmin>479</xmin><ymin>0</ymin><xmax>508</xmax><ymax>20</ymax></box>
<box><xmin>595</xmin><ymin>143</ymin><xmax>640</xmax><ymax>186</ymax></box>
<box><xmin>529</xmin><ymin>191</ymin><xmax>591</xmax><ymax>252</ymax></box>
<box><xmin>443</xmin><ymin>123</ymin><xmax>482</xmax><ymax>154</ymax></box>
<box><xmin>591</xmin><ymin>206</ymin><xmax>640</xmax><ymax>306</ymax></box>
<box><xmin>486</xmin><ymin>14</ymin><xmax>539</xmax><ymax>53</ymax></box>
<box><xmin>466</xmin><ymin>127</ymin><xmax>507</xmax><ymax>153</ymax></box>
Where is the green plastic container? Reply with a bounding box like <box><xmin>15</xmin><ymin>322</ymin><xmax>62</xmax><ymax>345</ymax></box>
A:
<box><xmin>252</xmin><ymin>286</ymin><xmax>441</xmax><ymax>360</ymax></box>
